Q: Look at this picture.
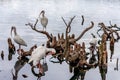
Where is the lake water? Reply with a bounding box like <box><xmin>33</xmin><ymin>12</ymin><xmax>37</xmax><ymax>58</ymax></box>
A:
<box><xmin>0</xmin><ymin>0</ymin><xmax>120</xmax><ymax>80</ymax></box>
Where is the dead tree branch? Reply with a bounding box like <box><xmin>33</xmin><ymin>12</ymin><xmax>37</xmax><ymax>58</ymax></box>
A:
<box><xmin>74</xmin><ymin>21</ymin><xmax>94</xmax><ymax>42</ymax></box>
<box><xmin>81</xmin><ymin>15</ymin><xmax>84</xmax><ymax>25</ymax></box>
<box><xmin>62</xmin><ymin>16</ymin><xmax>76</xmax><ymax>33</ymax></box>
<box><xmin>98</xmin><ymin>22</ymin><xmax>120</xmax><ymax>41</ymax></box>
<box><xmin>25</xmin><ymin>19</ymin><xmax>52</xmax><ymax>40</ymax></box>
<box><xmin>109</xmin><ymin>21</ymin><xmax>120</xmax><ymax>30</ymax></box>
<box><xmin>61</xmin><ymin>16</ymin><xmax>76</xmax><ymax>58</ymax></box>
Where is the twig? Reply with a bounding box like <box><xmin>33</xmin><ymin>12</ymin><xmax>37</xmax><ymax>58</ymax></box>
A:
<box><xmin>81</xmin><ymin>15</ymin><xmax>84</xmax><ymax>25</ymax></box>
<box><xmin>25</xmin><ymin>19</ymin><xmax>52</xmax><ymax>40</ymax></box>
<box><xmin>75</xmin><ymin>21</ymin><xmax>94</xmax><ymax>41</ymax></box>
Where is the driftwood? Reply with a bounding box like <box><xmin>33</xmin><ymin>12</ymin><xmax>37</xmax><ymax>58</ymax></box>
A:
<box><xmin>81</xmin><ymin>15</ymin><xmax>84</xmax><ymax>25</ymax></box>
<box><xmin>20</xmin><ymin>44</ymin><xmax>37</xmax><ymax>57</ymax></box>
<box><xmin>109</xmin><ymin>21</ymin><xmax>120</xmax><ymax>30</ymax></box>
<box><xmin>75</xmin><ymin>21</ymin><xmax>94</xmax><ymax>42</ymax></box>
<box><xmin>97</xmin><ymin>22</ymin><xmax>120</xmax><ymax>41</ymax></box>
<box><xmin>61</xmin><ymin>16</ymin><xmax>75</xmax><ymax>59</ymax></box>
<box><xmin>25</xmin><ymin>19</ymin><xmax>52</xmax><ymax>40</ymax></box>
<box><xmin>26</xmin><ymin>16</ymin><xmax>94</xmax><ymax>44</ymax></box>
<box><xmin>26</xmin><ymin>16</ymin><xmax>94</xmax><ymax>64</ymax></box>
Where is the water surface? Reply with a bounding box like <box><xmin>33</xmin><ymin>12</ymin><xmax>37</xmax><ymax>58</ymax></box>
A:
<box><xmin>0</xmin><ymin>0</ymin><xmax>120</xmax><ymax>80</ymax></box>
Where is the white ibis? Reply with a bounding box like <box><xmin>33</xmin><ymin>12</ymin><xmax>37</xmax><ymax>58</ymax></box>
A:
<box><xmin>89</xmin><ymin>33</ymin><xmax>97</xmax><ymax>46</ymax></box>
<box><xmin>11</xmin><ymin>26</ymin><xmax>27</xmax><ymax>54</ymax></box>
<box><xmin>28</xmin><ymin>46</ymin><xmax>56</xmax><ymax>74</ymax></box>
<box><xmin>39</xmin><ymin>10</ymin><xmax>48</xmax><ymax>31</ymax></box>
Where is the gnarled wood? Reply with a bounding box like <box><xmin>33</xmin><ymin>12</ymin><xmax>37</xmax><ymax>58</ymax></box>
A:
<box><xmin>62</xmin><ymin>16</ymin><xmax>76</xmax><ymax>58</ymax></box>
<box><xmin>25</xmin><ymin>19</ymin><xmax>52</xmax><ymax>40</ymax></box>
<box><xmin>98</xmin><ymin>22</ymin><xmax>120</xmax><ymax>41</ymax></box>
<box><xmin>74</xmin><ymin>21</ymin><xmax>94</xmax><ymax>42</ymax></box>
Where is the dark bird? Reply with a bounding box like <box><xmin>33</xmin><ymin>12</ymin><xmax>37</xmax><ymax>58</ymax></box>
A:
<box><xmin>39</xmin><ymin>10</ymin><xmax>48</xmax><ymax>31</ymax></box>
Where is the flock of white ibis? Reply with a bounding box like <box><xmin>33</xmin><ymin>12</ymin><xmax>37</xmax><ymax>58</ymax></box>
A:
<box><xmin>9</xmin><ymin>10</ymin><xmax>55</xmax><ymax>75</ymax></box>
<box><xmin>8</xmin><ymin>10</ymin><xmax>100</xmax><ymax>76</ymax></box>
<box><xmin>11</xmin><ymin>10</ymin><xmax>48</xmax><ymax>50</ymax></box>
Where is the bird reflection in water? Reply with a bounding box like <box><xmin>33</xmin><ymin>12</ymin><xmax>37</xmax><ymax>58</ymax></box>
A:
<box><xmin>10</xmin><ymin>44</ymin><xmax>45</xmax><ymax>80</ymax></box>
<box><xmin>11</xmin><ymin>56</ymin><xmax>45</xmax><ymax>80</ymax></box>
<box><xmin>11</xmin><ymin>56</ymin><xmax>29</xmax><ymax>80</ymax></box>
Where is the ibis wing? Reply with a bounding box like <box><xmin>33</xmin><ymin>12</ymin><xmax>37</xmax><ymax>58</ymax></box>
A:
<box><xmin>14</xmin><ymin>35</ymin><xmax>27</xmax><ymax>46</ymax></box>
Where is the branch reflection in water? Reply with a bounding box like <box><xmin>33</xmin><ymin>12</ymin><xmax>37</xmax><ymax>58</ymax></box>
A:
<box><xmin>11</xmin><ymin>57</ymin><xmax>29</xmax><ymax>80</ymax></box>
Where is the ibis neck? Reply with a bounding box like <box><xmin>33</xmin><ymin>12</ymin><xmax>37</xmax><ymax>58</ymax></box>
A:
<box><xmin>14</xmin><ymin>29</ymin><xmax>17</xmax><ymax>35</ymax></box>
<box><xmin>42</xmin><ymin>13</ymin><xmax>45</xmax><ymax>17</ymax></box>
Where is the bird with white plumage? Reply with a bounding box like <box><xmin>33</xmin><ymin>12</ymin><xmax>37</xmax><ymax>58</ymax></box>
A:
<box><xmin>11</xmin><ymin>26</ymin><xmax>27</xmax><ymax>55</ymax></box>
<box><xmin>89</xmin><ymin>33</ymin><xmax>97</xmax><ymax>46</ymax></box>
<box><xmin>28</xmin><ymin>45</ymin><xmax>56</xmax><ymax>74</ymax></box>
<box><xmin>39</xmin><ymin>10</ymin><xmax>48</xmax><ymax>31</ymax></box>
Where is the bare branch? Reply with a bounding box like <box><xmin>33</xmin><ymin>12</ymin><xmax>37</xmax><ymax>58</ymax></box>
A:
<box><xmin>62</xmin><ymin>16</ymin><xmax>76</xmax><ymax>33</ymax></box>
<box><xmin>109</xmin><ymin>21</ymin><xmax>120</xmax><ymax>30</ymax></box>
<box><xmin>97</xmin><ymin>28</ymin><xmax>102</xmax><ymax>37</ymax></box>
<box><xmin>61</xmin><ymin>17</ymin><xmax>67</xmax><ymax>27</ymax></box>
<box><xmin>74</xmin><ymin>21</ymin><xmax>94</xmax><ymax>42</ymax></box>
<box><xmin>25</xmin><ymin>19</ymin><xmax>52</xmax><ymax>40</ymax></box>
<box><xmin>99</xmin><ymin>22</ymin><xmax>120</xmax><ymax>41</ymax></box>
<box><xmin>68</xmin><ymin>16</ymin><xmax>76</xmax><ymax>27</ymax></box>
<box><xmin>34</xmin><ymin>19</ymin><xmax>38</xmax><ymax>28</ymax></box>
<box><xmin>67</xmin><ymin>16</ymin><xmax>76</xmax><ymax>33</ymax></box>
<box><xmin>62</xmin><ymin>16</ymin><xmax>76</xmax><ymax>59</ymax></box>
<box><xmin>81</xmin><ymin>15</ymin><xmax>84</xmax><ymax>25</ymax></box>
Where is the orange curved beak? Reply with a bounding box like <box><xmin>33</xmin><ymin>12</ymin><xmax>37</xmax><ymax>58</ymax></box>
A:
<box><xmin>50</xmin><ymin>51</ymin><xmax>55</xmax><ymax>55</ymax></box>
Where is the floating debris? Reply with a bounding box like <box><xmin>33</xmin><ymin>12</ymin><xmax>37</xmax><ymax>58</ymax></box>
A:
<box><xmin>22</xmin><ymin>74</ymin><xmax>28</xmax><ymax>78</ymax></box>
<box><xmin>1</xmin><ymin>50</ymin><xmax>4</xmax><ymax>60</ymax></box>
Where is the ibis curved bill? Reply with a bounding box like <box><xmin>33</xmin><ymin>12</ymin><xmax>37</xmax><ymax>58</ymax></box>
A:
<box><xmin>28</xmin><ymin>46</ymin><xmax>56</xmax><ymax>66</ymax></box>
